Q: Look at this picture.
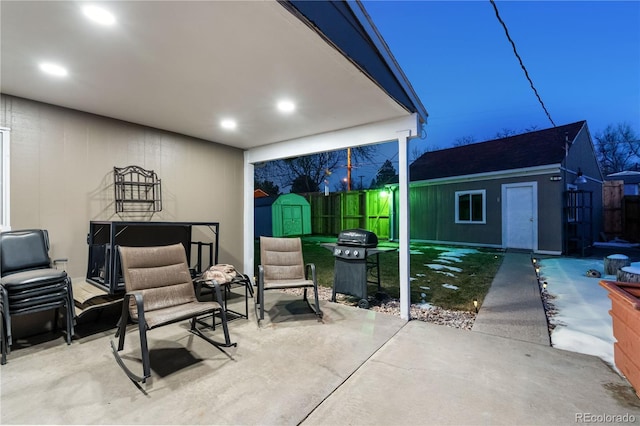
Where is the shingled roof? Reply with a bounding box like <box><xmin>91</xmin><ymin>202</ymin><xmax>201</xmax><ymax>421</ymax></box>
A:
<box><xmin>410</xmin><ymin>121</ymin><xmax>586</xmax><ymax>182</ymax></box>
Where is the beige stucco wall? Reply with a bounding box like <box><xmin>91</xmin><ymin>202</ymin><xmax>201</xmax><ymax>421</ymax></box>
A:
<box><xmin>1</xmin><ymin>95</ymin><xmax>245</xmax><ymax>280</ymax></box>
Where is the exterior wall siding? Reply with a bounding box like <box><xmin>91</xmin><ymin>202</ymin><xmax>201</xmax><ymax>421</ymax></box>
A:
<box><xmin>1</xmin><ymin>95</ymin><xmax>245</xmax><ymax>279</ymax></box>
<box><xmin>394</xmin><ymin>173</ymin><xmax>566</xmax><ymax>252</ymax></box>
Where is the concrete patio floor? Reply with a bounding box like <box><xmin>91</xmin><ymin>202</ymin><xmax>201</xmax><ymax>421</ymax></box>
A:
<box><xmin>1</xmin><ymin>254</ymin><xmax>640</xmax><ymax>425</ymax></box>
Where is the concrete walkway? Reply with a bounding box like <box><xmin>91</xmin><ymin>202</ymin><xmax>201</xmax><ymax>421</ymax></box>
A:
<box><xmin>472</xmin><ymin>251</ymin><xmax>551</xmax><ymax>346</ymax></box>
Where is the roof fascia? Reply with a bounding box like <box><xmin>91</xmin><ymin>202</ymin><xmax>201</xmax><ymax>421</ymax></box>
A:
<box><xmin>577</xmin><ymin>122</ymin><xmax>605</xmax><ymax>181</ymax></box>
<box><xmin>346</xmin><ymin>0</ymin><xmax>429</xmax><ymax>124</ymax></box>
<box><xmin>407</xmin><ymin>164</ymin><xmax>562</xmax><ymax>187</ymax></box>
<box><xmin>280</xmin><ymin>0</ymin><xmax>428</xmax><ymax>125</ymax></box>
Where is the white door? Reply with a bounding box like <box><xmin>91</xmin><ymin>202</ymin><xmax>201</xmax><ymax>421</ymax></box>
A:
<box><xmin>502</xmin><ymin>183</ymin><xmax>537</xmax><ymax>250</ymax></box>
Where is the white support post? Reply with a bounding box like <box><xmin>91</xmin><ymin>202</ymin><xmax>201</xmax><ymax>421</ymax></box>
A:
<box><xmin>397</xmin><ymin>130</ymin><xmax>411</xmax><ymax>320</ymax></box>
<box><xmin>243</xmin><ymin>154</ymin><xmax>255</xmax><ymax>279</ymax></box>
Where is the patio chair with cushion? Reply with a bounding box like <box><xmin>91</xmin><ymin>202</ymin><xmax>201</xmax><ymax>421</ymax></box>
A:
<box><xmin>0</xmin><ymin>229</ymin><xmax>75</xmax><ymax>360</ymax></box>
<box><xmin>112</xmin><ymin>243</ymin><xmax>236</xmax><ymax>383</ymax></box>
<box><xmin>256</xmin><ymin>236</ymin><xmax>323</xmax><ymax>323</ymax></box>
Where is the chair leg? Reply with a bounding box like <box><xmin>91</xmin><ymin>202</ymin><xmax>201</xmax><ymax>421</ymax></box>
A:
<box><xmin>138</xmin><ymin>319</ymin><xmax>151</xmax><ymax>381</ymax></box>
<box><xmin>259</xmin><ymin>283</ymin><xmax>265</xmax><ymax>321</ymax></box>
<box><xmin>313</xmin><ymin>285</ymin><xmax>323</xmax><ymax>319</ymax></box>
<box><xmin>111</xmin><ymin>294</ymin><xmax>151</xmax><ymax>383</ymax></box>
<box><xmin>1</xmin><ymin>314</ymin><xmax>6</xmax><ymax>365</ymax></box>
<box><xmin>64</xmin><ymin>285</ymin><xmax>75</xmax><ymax>345</ymax></box>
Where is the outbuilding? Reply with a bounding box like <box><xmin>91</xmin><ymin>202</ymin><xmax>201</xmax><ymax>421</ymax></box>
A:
<box><xmin>391</xmin><ymin>121</ymin><xmax>603</xmax><ymax>255</ymax></box>
<box><xmin>255</xmin><ymin>194</ymin><xmax>311</xmax><ymax>237</ymax></box>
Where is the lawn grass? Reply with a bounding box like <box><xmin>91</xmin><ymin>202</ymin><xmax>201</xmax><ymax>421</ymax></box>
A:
<box><xmin>254</xmin><ymin>236</ymin><xmax>504</xmax><ymax>312</ymax></box>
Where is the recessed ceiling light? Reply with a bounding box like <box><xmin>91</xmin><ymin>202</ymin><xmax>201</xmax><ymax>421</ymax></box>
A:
<box><xmin>39</xmin><ymin>62</ymin><xmax>68</xmax><ymax>77</ymax></box>
<box><xmin>220</xmin><ymin>119</ymin><xmax>237</xmax><ymax>130</ymax></box>
<box><xmin>277</xmin><ymin>100</ymin><xmax>296</xmax><ymax>113</ymax></box>
<box><xmin>82</xmin><ymin>5</ymin><xmax>116</xmax><ymax>26</ymax></box>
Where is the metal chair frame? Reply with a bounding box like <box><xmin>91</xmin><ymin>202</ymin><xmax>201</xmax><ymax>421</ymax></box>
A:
<box><xmin>112</xmin><ymin>244</ymin><xmax>236</xmax><ymax>383</ymax></box>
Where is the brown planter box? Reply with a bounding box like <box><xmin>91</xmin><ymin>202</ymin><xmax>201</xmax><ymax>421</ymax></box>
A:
<box><xmin>600</xmin><ymin>280</ymin><xmax>640</xmax><ymax>397</ymax></box>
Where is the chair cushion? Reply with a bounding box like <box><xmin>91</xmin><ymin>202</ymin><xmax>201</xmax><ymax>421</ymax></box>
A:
<box><xmin>144</xmin><ymin>300</ymin><xmax>221</xmax><ymax>329</ymax></box>
<box><xmin>263</xmin><ymin>278</ymin><xmax>314</xmax><ymax>289</ymax></box>
<box><xmin>260</xmin><ymin>237</ymin><xmax>305</xmax><ymax>281</ymax></box>
<box><xmin>0</xmin><ymin>268</ymin><xmax>68</xmax><ymax>291</ymax></box>
<box><xmin>119</xmin><ymin>244</ymin><xmax>200</xmax><ymax>319</ymax></box>
<box><xmin>0</xmin><ymin>230</ymin><xmax>51</xmax><ymax>275</ymax></box>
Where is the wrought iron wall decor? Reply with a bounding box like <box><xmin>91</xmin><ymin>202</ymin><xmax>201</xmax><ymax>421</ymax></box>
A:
<box><xmin>113</xmin><ymin>165</ymin><xmax>162</xmax><ymax>213</ymax></box>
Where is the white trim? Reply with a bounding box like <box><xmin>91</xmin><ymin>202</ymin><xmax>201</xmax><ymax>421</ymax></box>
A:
<box><xmin>243</xmin><ymin>157</ymin><xmax>255</xmax><ymax>278</ymax></box>
<box><xmin>454</xmin><ymin>189</ymin><xmax>486</xmax><ymax>224</ymax></box>
<box><xmin>411</xmin><ymin>164</ymin><xmax>561</xmax><ymax>187</ymax></box>
<box><xmin>535</xmin><ymin>250</ymin><xmax>562</xmax><ymax>256</ymax></box>
<box><xmin>0</xmin><ymin>127</ymin><xmax>10</xmax><ymax>232</ymax></box>
<box><xmin>242</xmin><ymin>115</ymin><xmax>419</xmax><ymax>298</ymax></box>
<box><xmin>245</xmin><ymin>115</ymin><xmax>419</xmax><ymax>164</ymax></box>
<box><xmin>501</xmin><ymin>182</ymin><xmax>538</xmax><ymax>251</ymax></box>
<box><xmin>397</xmin><ymin>130</ymin><xmax>411</xmax><ymax>321</ymax></box>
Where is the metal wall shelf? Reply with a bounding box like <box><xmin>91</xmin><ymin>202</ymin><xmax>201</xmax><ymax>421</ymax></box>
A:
<box><xmin>113</xmin><ymin>165</ymin><xmax>162</xmax><ymax>213</ymax></box>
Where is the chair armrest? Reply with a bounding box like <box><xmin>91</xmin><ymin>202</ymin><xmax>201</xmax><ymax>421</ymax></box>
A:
<box><xmin>53</xmin><ymin>258</ymin><xmax>69</xmax><ymax>271</ymax></box>
<box><xmin>305</xmin><ymin>263</ymin><xmax>317</xmax><ymax>283</ymax></box>
<box><xmin>258</xmin><ymin>265</ymin><xmax>265</xmax><ymax>288</ymax></box>
<box><xmin>198</xmin><ymin>279</ymin><xmax>225</xmax><ymax>306</ymax></box>
<box><xmin>124</xmin><ymin>290</ymin><xmax>147</xmax><ymax>325</ymax></box>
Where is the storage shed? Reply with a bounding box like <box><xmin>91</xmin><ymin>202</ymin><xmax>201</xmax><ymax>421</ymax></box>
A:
<box><xmin>254</xmin><ymin>193</ymin><xmax>312</xmax><ymax>237</ymax></box>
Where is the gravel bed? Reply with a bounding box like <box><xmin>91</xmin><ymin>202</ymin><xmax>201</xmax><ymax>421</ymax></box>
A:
<box><xmin>280</xmin><ymin>286</ymin><xmax>476</xmax><ymax>330</ymax></box>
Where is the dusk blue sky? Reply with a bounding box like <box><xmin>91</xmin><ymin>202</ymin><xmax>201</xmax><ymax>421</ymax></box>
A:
<box><xmin>333</xmin><ymin>0</ymin><xmax>640</xmax><ymax>189</ymax></box>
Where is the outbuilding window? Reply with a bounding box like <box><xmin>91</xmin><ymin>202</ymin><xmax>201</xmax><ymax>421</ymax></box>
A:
<box><xmin>455</xmin><ymin>190</ymin><xmax>485</xmax><ymax>224</ymax></box>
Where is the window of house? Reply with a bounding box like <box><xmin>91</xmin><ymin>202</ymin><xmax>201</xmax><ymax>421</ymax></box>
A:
<box><xmin>0</xmin><ymin>127</ymin><xmax>10</xmax><ymax>231</ymax></box>
<box><xmin>455</xmin><ymin>190</ymin><xmax>485</xmax><ymax>224</ymax></box>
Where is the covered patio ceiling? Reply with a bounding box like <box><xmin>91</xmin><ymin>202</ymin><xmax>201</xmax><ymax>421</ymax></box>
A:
<box><xmin>1</xmin><ymin>0</ymin><xmax>425</xmax><ymax>151</ymax></box>
<box><xmin>1</xmin><ymin>0</ymin><xmax>428</xmax><ymax>320</ymax></box>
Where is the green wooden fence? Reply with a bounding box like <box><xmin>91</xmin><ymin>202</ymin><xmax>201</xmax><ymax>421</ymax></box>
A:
<box><xmin>302</xmin><ymin>189</ymin><xmax>391</xmax><ymax>239</ymax></box>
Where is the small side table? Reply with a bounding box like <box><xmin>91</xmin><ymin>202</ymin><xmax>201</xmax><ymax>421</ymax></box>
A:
<box><xmin>195</xmin><ymin>274</ymin><xmax>253</xmax><ymax>328</ymax></box>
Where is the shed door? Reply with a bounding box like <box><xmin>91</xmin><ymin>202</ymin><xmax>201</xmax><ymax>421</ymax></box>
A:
<box><xmin>282</xmin><ymin>205</ymin><xmax>303</xmax><ymax>236</ymax></box>
<box><xmin>502</xmin><ymin>183</ymin><xmax>538</xmax><ymax>250</ymax></box>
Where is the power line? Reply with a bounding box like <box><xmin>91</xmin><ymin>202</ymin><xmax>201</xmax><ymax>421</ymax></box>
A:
<box><xmin>489</xmin><ymin>0</ymin><xmax>556</xmax><ymax>127</ymax></box>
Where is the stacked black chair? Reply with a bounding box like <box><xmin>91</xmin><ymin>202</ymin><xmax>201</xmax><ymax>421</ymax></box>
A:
<box><xmin>0</xmin><ymin>229</ymin><xmax>75</xmax><ymax>361</ymax></box>
<box><xmin>0</xmin><ymin>284</ymin><xmax>7</xmax><ymax>364</ymax></box>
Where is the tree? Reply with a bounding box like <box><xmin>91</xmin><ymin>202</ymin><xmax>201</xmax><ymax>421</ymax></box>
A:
<box><xmin>595</xmin><ymin>123</ymin><xmax>640</xmax><ymax>175</ymax></box>
<box><xmin>453</xmin><ymin>135</ymin><xmax>476</xmax><ymax>147</ymax></box>
<box><xmin>291</xmin><ymin>175</ymin><xmax>319</xmax><ymax>193</ymax></box>
<box><xmin>370</xmin><ymin>159</ymin><xmax>397</xmax><ymax>188</ymax></box>
<box><xmin>269</xmin><ymin>146</ymin><xmax>375</xmax><ymax>193</ymax></box>
<box><xmin>254</xmin><ymin>178</ymin><xmax>279</xmax><ymax>196</ymax></box>
<box><xmin>494</xmin><ymin>128</ymin><xmax>517</xmax><ymax>138</ymax></box>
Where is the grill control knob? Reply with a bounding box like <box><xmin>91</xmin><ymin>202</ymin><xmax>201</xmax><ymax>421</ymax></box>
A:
<box><xmin>345</xmin><ymin>249</ymin><xmax>350</xmax><ymax>256</ymax></box>
<box><xmin>354</xmin><ymin>250</ymin><xmax>359</xmax><ymax>257</ymax></box>
<box><xmin>335</xmin><ymin>249</ymin><xmax>342</xmax><ymax>255</ymax></box>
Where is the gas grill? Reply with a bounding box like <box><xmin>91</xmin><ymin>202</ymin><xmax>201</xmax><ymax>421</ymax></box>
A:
<box><xmin>324</xmin><ymin>229</ymin><xmax>396</xmax><ymax>309</ymax></box>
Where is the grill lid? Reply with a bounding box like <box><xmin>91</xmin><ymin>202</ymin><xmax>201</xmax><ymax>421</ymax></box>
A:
<box><xmin>337</xmin><ymin>229</ymin><xmax>378</xmax><ymax>248</ymax></box>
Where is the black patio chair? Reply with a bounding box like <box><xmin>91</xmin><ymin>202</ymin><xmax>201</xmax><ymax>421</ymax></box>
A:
<box><xmin>0</xmin><ymin>229</ymin><xmax>75</xmax><ymax>360</ymax></box>
<box><xmin>0</xmin><ymin>284</ymin><xmax>7</xmax><ymax>364</ymax></box>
